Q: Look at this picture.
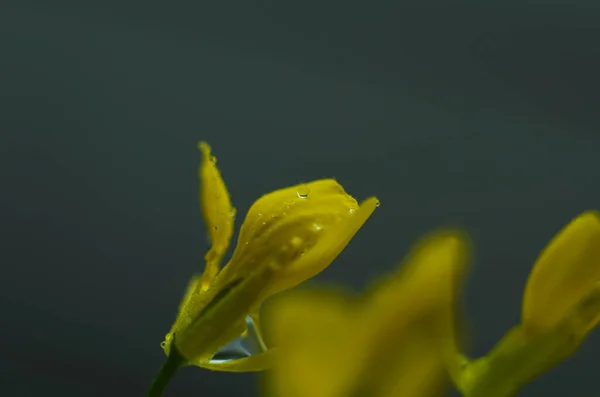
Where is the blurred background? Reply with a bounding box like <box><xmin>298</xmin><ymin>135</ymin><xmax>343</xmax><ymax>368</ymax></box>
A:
<box><xmin>1</xmin><ymin>1</ymin><xmax>599</xmax><ymax>396</ymax></box>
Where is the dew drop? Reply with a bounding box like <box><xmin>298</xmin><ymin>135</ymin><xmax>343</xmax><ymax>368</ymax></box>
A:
<box><xmin>349</xmin><ymin>208</ymin><xmax>356</xmax><ymax>214</ymax></box>
<box><xmin>160</xmin><ymin>341</ymin><xmax>166</xmax><ymax>349</ymax></box>
<box><xmin>210</xmin><ymin>155</ymin><xmax>217</xmax><ymax>164</ymax></box>
<box><xmin>375</xmin><ymin>200</ymin><xmax>381</xmax><ymax>207</ymax></box>
<box><xmin>296</xmin><ymin>185</ymin><xmax>310</xmax><ymax>198</ymax></box>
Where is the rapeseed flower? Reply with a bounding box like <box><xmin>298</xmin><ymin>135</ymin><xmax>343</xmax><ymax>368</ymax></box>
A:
<box><xmin>146</xmin><ymin>142</ymin><xmax>377</xmax><ymax>397</ymax></box>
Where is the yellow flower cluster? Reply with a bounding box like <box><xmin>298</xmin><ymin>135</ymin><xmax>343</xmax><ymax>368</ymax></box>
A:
<box><xmin>148</xmin><ymin>142</ymin><xmax>600</xmax><ymax>397</ymax></box>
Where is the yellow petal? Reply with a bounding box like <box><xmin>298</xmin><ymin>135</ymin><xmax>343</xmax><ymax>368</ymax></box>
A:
<box><xmin>368</xmin><ymin>230</ymin><xmax>469</xmax><ymax>320</ymax></box>
<box><xmin>261</xmin><ymin>196</ymin><xmax>379</xmax><ymax>300</ymax></box>
<box><xmin>264</xmin><ymin>288</ymin><xmax>360</xmax><ymax>397</ymax></box>
<box><xmin>264</xmin><ymin>230</ymin><xmax>469</xmax><ymax>397</ymax></box>
<box><xmin>567</xmin><ymin>281</ymin><xmax>600</xmax><ymax>338</ymax></box>
<box><xmin>359</xmin><ymin>231</ymin><xmax>469</xmax><ymax>397</ymax></box>
<box><xmin>522</xmin><ymin>211</ymin><xmax>600</xmax><ymax>335</ymax></box>
<box><xmin>173</xmin><ymin>258</ymin><xmax>277</xmax><ymax>361</ymax></box>
<box><xmin>198</xmin><ymin>141</ymin><xmax>235</xmax><ymax>290</ymax></box>
<box><xmin>216</xmin><ymin>179</ymin><xmax>377</xmax><ymax>298</ymax></box>
<box><xmin>377</xmin><ymin>330</ymin><xmax>449</xmax><ymax>397</ymax></box>
<box><xmin>162</xmin><ymin>275</ymin><xmax>202</xmax><ymax>356</ymax></box>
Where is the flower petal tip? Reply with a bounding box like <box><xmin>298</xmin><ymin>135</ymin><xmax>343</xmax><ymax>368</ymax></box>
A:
<box><xmin>573</xmin><ymin>210</ymin><xmax>600</xmax><ymax>229</ymax></box>
<box><xmin>198</xmin><ymin>140</ymin><xmax>210</xmax><ymax>152</ymax></box>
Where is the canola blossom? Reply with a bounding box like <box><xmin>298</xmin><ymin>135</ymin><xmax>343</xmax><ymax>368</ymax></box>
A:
<box><xmin>146</xmin><ymin>142</ymin><xmax>378</xmax><ymax>397</ymax></box>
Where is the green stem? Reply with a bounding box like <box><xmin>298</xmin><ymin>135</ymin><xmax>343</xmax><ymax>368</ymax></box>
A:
<box><xmin>460</xmin><ymin>326</ymin><xmax>579</xmax><ymax>397</ymax></box>
<box><xmin>146</xmin><ymin>346</ymin><xmax>186</xmax><ymax>397</ymax></box>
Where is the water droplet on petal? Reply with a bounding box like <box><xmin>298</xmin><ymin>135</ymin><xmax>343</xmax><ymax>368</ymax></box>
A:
<box><xmin>375</xmin><ymin>200</ymin><xmax>381</xmax><ymax>207</ymax></box>
<box><xmin>349</xmin><ymin>208</ymin><xmax>356</xmax><ymax>214</ymax></box>
<box><xmin>296</xmin><ymin>184</ymin><xmax>310</xmax><ymax>198</ymax></box>
<box><xmin>160</xmin><ymin>341</ymin><xmax>166</xmax><ymax>349</ymax></box>
<box><xmin>290</xmin><ymin>236</ymin><xmax>303</xmax><ymax>247</ymax></box>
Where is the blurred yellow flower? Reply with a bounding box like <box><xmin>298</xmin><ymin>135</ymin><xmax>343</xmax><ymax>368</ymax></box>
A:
<box><xmin>264</xmin><ymin>231</ymin><xmax>470</xmax><ymax>397</ymax></box>
<box><xmin>522</xmin><ymin>210</ymin><xmax>600</xmax><ymax>339</ymax></box>
<box><xmin>162</xmin><ymin>142</ymin><xmax>379</xmax><ymax>372</ymax></box>
<box><xmin>455</xmin><ymin>211</ymin><xmax>600</xmax><ymax>397</ymax></box>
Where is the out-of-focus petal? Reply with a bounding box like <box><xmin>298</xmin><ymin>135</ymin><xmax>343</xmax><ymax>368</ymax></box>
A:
<box><xmin>264</xmin><ymin>230</ymin><xmax>470</xmax><ymax>397</ymax></box>
<box><xmin>378</xmin><ymin>330</ymin><xmax>448</xmax><ymax>397</ymax></box>
<box><xmin>522</xmin><ymin>211</ymin><xmax>600</xmax><ymax>335</ymax></box>
<box><xmin>264</xmin><ymin>289</ymin><xmax>360</xmax><ymax>397</ymax></box>
<box><xmin>359</xmin><ymin>231</ymin><xmax>469</xmax><ymax>397</ymax></box>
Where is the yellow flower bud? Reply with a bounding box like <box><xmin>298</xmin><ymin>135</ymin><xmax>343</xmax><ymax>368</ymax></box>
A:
<box><xmin>522</xmin><ymin>211</ymin><xmax>600</xmax><ymax>338</ymax></box>
<box><xmin>456</xmin><ymin>211</ymin><xmax>600</xmax><ymax>397</ymax></box>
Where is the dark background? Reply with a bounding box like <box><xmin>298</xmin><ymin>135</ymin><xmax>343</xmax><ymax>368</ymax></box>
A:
<box><xmin>1</xmin><ymin>1</ymin><xmax>599</xmax><ymax>396</ymax></box>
